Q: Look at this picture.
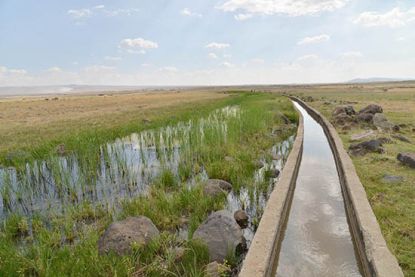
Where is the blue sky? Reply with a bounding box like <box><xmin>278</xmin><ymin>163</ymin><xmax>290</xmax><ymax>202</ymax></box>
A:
<box><xmin>0</xmin><ymin>0</ymin><xmax>414</xmax><ymax>86</ymax></box>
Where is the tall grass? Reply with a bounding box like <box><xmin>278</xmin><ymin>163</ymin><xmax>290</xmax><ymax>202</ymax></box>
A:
<box><xmin>0</xmin><ymin>92</ymin><xmax>297</xmax><ymax>276</ymax></box>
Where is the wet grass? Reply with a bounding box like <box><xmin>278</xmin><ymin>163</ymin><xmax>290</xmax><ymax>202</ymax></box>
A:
<box><xmin>0</xmin><ymin>92</ymin><xmax>297</xmax><ymax>276</ymax></box>
<box><xmin>286</xmin><ymin>83</ymin><xmax>415</xmax><ymax>276</ymax></box>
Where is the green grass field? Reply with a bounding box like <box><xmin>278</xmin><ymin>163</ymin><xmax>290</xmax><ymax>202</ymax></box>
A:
<box><xmin>0</xmin><ymin>92</ymin><xmax>297</xmax><ymax>276</ymax></box>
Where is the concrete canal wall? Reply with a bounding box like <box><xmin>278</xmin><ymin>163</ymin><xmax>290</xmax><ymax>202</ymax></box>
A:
<box><xmin>240</xmin><ymin>97</ymin><xmax>403</xmax><ymax>277</ymax></box>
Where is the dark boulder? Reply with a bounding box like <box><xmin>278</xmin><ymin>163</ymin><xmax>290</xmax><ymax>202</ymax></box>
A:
<box><xmin>98</xmin><ymin>216</ymin><xmax>160</xmax><ymax>255</ymax></box>
<box><xmin>333</xmin><ymin>113</ymin><xmax>356</xmax><ymax>126</ymax></box>
<box><xmin>268</xmin><ymin>168</ymin><xmax>280</xmax><ymax>178</ymax></box>
<box><xmin>359</xmin><ymin>104</ymin><xmax>383</xmax><ymax>115</ymax></box>
<box><xmin>332</xmin><ymin>105</ymin><xmax>356</xmax><ymax>116</ymax></box>
<box><xmin>203</xmin><ymin>179</ymin><xmax>233</xmax><ymax>197</ymax></box>
<box><xmin>349</xmin><ymin>139</ymin><xmax>384</xmax><ymax>156</ymax></box>
<box><xmin>234</xmin><ymin>210</ymin><xmax>249</xmax><ymax>229</ymax></box>
<box><xmin>357</xmin><ymin>113</ymin><xmax>374</xmax><ymax>123</ymax></box>
<box><xmin>397</xmin><ymin>153</ymin><xmax>415</xmax><ymax>168</ymax></box>
<box><xmin>193</xmin><ymin>210</ymin><xmax>246</xmax><ymax>262</ymax></box>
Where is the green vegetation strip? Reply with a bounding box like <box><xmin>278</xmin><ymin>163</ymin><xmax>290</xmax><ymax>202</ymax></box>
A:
<box><xmin>0</xmin><ymin>92</ymin><xmax>297</xmax><ymax>276</ymax></box>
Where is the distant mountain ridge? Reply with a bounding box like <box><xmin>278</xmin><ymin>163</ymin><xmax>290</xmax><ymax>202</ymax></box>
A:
<box><xmin>346</xmin><ymin>77</ymin><xmax>412</xmax><ymax>83</ymax></box>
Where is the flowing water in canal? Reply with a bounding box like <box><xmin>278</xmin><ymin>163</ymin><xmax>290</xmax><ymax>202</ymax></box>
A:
<box><xmin>276</xmin><ymin>102</ymin><xmax>362</xmax><ymax>277</ymax></box>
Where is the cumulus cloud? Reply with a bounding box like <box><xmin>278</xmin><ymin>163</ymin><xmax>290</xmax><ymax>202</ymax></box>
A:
<box><xmin>67</xmin><ymin>9</ymin><xmax>92</xmax><ymax>19</ymax></box>
<box><xmin>217</xmin><ymin>0</ymin><xmax>349</xmax><ymax>17</ymax></box>
<box><xmin>297</xmin><ymin>34</ymin><xmax>330</xmax><ymax>45</ymax></box>
<box><xmin>234</xmin><ymin>13</ymin><xmax>253</xmax><ymax>21</ymax></box>
<box><xmin>47</xmin><ymin>67</ymin><xmax>62</xmax><ymax>73</ymax></box>
<box><xmin>206</xmin><ymin>42</ymin><xmax>230</xmax><ymax>50</ymax></box>
<box><xmin>296</xmin><ymin>54</ymin><xmax>319</xmax><ymax>63</ymax></box>
<box><xmin>222</xmin><ymin>62</ymin><xmax>235</xmax><ymax>68</ymax></box>
<box><xmin>104</xmin><ymin>56</ymin><xmax>122</xmax><ymax>61</ymax></box>
<box><xmin>67</xmin><ymin>6</ymin><xmax>139</xmax><ymax>21</ymax></box>
<box><xmin>340</xmin><ymin>51</ymin><xmax>363</xmax><ymax>59</ymax></box>
<box><xmin>208</xmin><ymin>53</ymin><xmax>218</xmax><ymax>59</ymax></box>
<box><xmin>181</xmin><ymin>8</ymin><xmax>202</xmax><ymax>17</ymax></box>
<box><xmin>159</xmin><ymin>66</ymin><xmax>178</xmax><ymax>73</ymax></box>
<box><xmin>119</xmin><ymin>38</ymin><xmax>158</xmax><ymax>54</ymax></box>
<box><xmin>354</xmin><ymin>7</ymin><xmax>415</xmax><ymax>28</ymax></box>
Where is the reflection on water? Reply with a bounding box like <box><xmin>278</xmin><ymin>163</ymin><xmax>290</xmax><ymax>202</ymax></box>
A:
<box><xmin>276</xmin><ymin>102</ymin><xmax>361</xmax><ymax>277</ymax></box>
<box><xmin>0</xmin><ymin>106</ymin><xmax>240</xmax><ymax>219</ymax></box>
<box><xmin>0</xmin><ymin>105</ymin><xmax>295</xmax><ymax>237</ymax></box>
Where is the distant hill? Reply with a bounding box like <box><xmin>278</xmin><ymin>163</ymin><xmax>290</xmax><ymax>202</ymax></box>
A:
<box><xmin>346</xmin><ymin>77</ymin><xmax>412</xmax><ymax>84</ymax></box>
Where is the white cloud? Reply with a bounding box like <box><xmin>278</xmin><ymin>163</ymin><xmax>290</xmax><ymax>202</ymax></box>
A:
<box><xmin>67</xmin><ymin>9</ymin><xmax>92</xmax><ymax>19</ymax></box>
<box><xmin>296</xmin><ymin>54</ymin><xmax>319</xmax><ymax>63</ymax></box>
<box><xmin>354</xmin><ymin>7</ymin><xmax>415</xmax><ymax>28</ymax></box>
<box><xmin>234</xmin><ymin>13</ymin><xmax>253</xmax><ymax>21</ymax></box>
<box><xmin>181</xmin><ymin>8</ymin><xmax>202</xmax><ymax>17</ymax></box>
<box><xmin>250</xmin><ymin>58</ymin><xmax>265</xmax><ymax>64</ymax></box>
<box><xmin>2</xmin><ymin>59</ymin><xmax>415</xmax><ymax>87</ymax></box>
<box><xmin>222</xmin><ymin>62</ymin><xmax>235</xmax><ymax>68</ymax></box>
<box><xmin>297</xmin><ymin>34</ymin><xmax>330</xmax><ymax>45</ymax></box>
<box><xmin>104</xmin><ymin>56</ymin><xmax>122</xmax><ymax>61</ymax></box>
<box><xmin>120</xmin><ymin>38</ymin><xmax>158</xmax><ymax>54</ymax></box>
<box><xmin>217</xmin><ymin>0</ymin><xmax>349</xmax><ymax>17</ymax></box>
<box><xmin>67</xmin><ymin>6</ymin><xmax>139</xmax><ymax>21</ymax></box>
<box><xmin>47</xmin><ymin>67</ymin><xmax>62</xmax><ymax>73</ymax></box>
<box><xmin>103</xmin><ymin>8</ymin><xmax>139</xmax><ymax>17</ymax></box>
<box><xmin>340</xmin><ymin>51</ymin><xmax>363</xmax><ymax>59</ymax></box>
<box><xmin>159</xmin><ymin>66</ymin><xmax>178</xmax><ymax>73</ymax></box>
<box><xmin>206</xmin><ymin>42</ymin><xmax>231</xmax><ymax>50</ymax></box>
<box><xmin>208</xmin><ymin>53</ymin><xmax>218</xmax><ymax>59</ymax></box>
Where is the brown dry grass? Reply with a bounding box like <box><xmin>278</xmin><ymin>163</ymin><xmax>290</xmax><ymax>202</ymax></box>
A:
<box><xmin>0</xmin><ymin>90</ymin><xmax>228</xmax><ymax>160</ymax></box>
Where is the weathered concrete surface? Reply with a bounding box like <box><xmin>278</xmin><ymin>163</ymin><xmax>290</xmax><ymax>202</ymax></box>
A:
<box><xmin>293</xmin><ymin>98</ymin><xmax>403</xmax><ymax>277</ymax></box>
<box><xmin>239</xmin><ymin>106</ymin><xmax>304</xmax><ymax>277</ymax></box>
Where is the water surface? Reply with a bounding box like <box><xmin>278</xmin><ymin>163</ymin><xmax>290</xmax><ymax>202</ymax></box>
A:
<box><xmin>276</xmin><ymin>102</ymin><xmax>361</xmax><ymax>277</ymax></box>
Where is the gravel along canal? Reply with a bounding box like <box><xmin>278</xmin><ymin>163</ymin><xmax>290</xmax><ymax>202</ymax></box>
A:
<box><xmin>275</xmin><ymin>102</ymin><xmax>362</xmax><ymax>277</ymax></box>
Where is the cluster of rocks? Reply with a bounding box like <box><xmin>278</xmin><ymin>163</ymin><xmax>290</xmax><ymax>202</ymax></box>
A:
<box><xmin>98</xmin><ymin>179</ymin><xmax>250</xmax><ymax>276</ymax></box>
<box><xmin>331</xmin><ymin>104</ymin><xmax>414</xmax><ymax>169</ymax></box>
<box><xmin>332</xmin><ymin>104</ymin><xmax>397</xmax><ymax>131</ymax></box>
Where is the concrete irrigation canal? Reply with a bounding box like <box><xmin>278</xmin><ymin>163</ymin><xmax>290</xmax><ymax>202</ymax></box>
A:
<box><xmin>240</xmin><ymin>98</ymin><xmax>403</xmax><ymax>277</ymax></box>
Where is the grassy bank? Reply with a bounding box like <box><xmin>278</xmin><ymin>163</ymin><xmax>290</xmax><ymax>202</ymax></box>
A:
<box><xmin>0</xmin><ymin>92</ymin><xmax>297</xmax><ymax>276</ymax></box>
<box><xmin>0</xmin><ymin>90</ymin><xmax>228</xmax><ymax>167</ymax></box>
<box><xmin>281</xmin><ymin>83</ymin><xmax>414</xmax><ymax>276</ymax></box>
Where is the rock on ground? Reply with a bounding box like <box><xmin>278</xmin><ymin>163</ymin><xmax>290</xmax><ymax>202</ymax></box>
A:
<box><xmin>382</xmin><ymin>175</ymin><xmax>404</xmax><ymax>184</ymax></box>
<box><xmin>98</xmin><ymin>216</ymin><xmax>159</xmax><ymax>255</ymax></box>
<box><xmin>333</xmin><ymin>113</ymin><xmax>356</xmax><ymax>126</ymax></box>
<box><xmin>234</xmin><ymin>210</ymin><xmax>249</xmax><ymax>229</ymax></box>
<box><xmin>268</xmin><ymin>168</ymin><xmax>280</xmax><ymax>178</ymax></box>
<box><xmin>397</xmin><ymin>153</ymin><xmax>415</xmax><ymax>168</ymax></box>
<box><xmin>373</xmin><ymin>113</ymin><xmax>396</xmax><ymax>131</ymax></box>
<box><xmin>349</xmin><ymin>139</ymin><xmax>384</xmax><ymax>156</ymax></box>
<box><xmin>332</xmin><ymin>105</ymin><xmax>356</xmax><ymax>116</ymax></box>
<box><xmin>350</xmin><ymin>130</ymin><xmax>376</xmax><ymax>141</ymax></box>
<box><xmin>357</xmin><ymin>112</ymin><xmax>374</xmax><ymax>123</ymax></box>
<box><xmin>193</xmin><ymin>210</ymin><xmax>246</xmax><ymax>262</ymax></box>
<box><xmin>203</xmin><ymin>179</ymin><xmax>233</xmax><ymax>197</ymax></box>
<box><xmin>359</xmin><ymin>104</ymin><xmax>383</xmax><ymax>115</ymax></box>
<box><xmin>205</xmin><ymin>261</ymin><xmax>230</xmax><ymax>277</ymax></box>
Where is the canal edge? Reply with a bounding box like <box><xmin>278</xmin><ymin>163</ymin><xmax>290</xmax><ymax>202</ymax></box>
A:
<box><xmin>239</xmin><ymin>102</ymin><xmax>304</xmax><ymax>277</ymax></box>
<box><xmin>290</xmin><ymin>97</ymin><xmax>403</xmax><ymax>277</ymax></box>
